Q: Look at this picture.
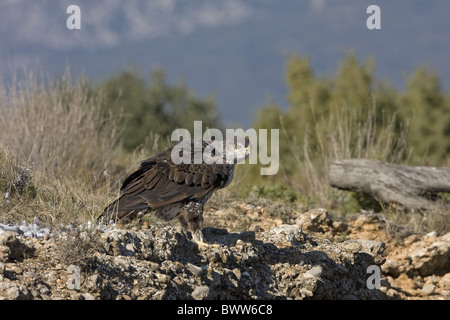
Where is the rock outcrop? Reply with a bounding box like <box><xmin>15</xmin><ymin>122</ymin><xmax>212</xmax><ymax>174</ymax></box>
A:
<box><xmin>0</xmin><ymin>207</ymin><xmax>448</xmax><ymax>300</ymax></box>
<box><xmin>0</xmin><ymin>221</ymin><xmax>386</xmax><ymax>300</ymax></box>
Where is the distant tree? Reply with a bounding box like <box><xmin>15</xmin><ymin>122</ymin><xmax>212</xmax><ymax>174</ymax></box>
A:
<box><xmin>399</xmin><ymin>67</ymin><xmax>450</xmax><ymax>165</ymax></box>
<box><xmin>285</xmin><ymin>54</ymin><xmax>330</xmax><ymax>111</ymax></box>
<box><xmin>99</xmin><ymin>69</ymin><xmax>220</xmax><ymax>151</ymax></box>
<box><xmin>281</xmin><ymin>55</ymin><xmax>331</xmax><ymax>177</ymax></box>
<box><xmin>332</xmin><ymin>53</ymin><xmax>374</xmax><ymax>115</ymax></box>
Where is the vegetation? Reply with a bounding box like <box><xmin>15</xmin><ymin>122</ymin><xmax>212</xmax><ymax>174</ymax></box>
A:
<box><xmin>250</xmin><ymin>54</ymin><xmax>449</xmax><ymax>203</ymax></box>
<box><xmin>0</xmin><ymin>72</ymin><xmax>121</xmax><ymax>226</ymax></box>
<box><xmin>0</xmin><ymin>53</ymin><xmax>449</xmax><ymax>234</ymax></box>
<box><xmin>99</xmin><ymin>69</ymin><xmax>221</xmax><ymax>151</ymax></box>
<box><xmin>245</xmin><ymin>53</ymin><xmax>449</xmax><ymax>233</ymax></box>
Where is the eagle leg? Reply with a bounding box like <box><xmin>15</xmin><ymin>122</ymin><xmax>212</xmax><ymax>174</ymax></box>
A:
<box><xmin>179</xmin><ymin>200</ymin><xmax>207</xmax><ymax>246</ymax></box>
<box><xmin>192</xmin><ymin>229</ymin><xmax>205</xmax><ymax>243</ymax></box>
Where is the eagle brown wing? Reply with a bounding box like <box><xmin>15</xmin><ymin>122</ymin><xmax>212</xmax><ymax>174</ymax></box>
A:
<box><xmin>99</xmin><ymin>140</ymin><xmax>234</xmax><ymax>222</ymax></box>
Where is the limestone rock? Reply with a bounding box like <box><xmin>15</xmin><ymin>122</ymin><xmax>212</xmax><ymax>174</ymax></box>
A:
<box><xmin>192</xmin><ymin>286</ymin><xmax>217</xmax><ymax>300</ymax></box>
<box><xmin>0</xmin><ymin>223</ymin><xmax>387</xmax><ymax>300</ymax></box>
<box><xmin>0</xmin><ymin>208</ymin><xmax>448</xmax><ymax>300</ymax></box>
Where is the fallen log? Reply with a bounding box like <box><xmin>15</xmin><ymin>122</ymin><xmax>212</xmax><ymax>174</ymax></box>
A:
<box><xmin>329</xmin><ymin>159</ymin><xmax>450</xmax><ymax>210</ymax></box>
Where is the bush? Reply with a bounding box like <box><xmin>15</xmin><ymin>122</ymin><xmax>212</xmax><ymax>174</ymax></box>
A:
<box><xmin>98</xmin><ymin>69</ymin><xmax>221</xmax><ymax>151</ymax></box>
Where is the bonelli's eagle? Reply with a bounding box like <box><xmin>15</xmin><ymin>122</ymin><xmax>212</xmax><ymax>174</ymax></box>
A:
<box><xmin>98</xmin><ymin>138</ymin><xmax>251</xmax><ymax>241</ymax></box>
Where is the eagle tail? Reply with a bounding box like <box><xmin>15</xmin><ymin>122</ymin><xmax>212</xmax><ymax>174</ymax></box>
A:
<box><xmin>97</xmin><ymin>197</ymin><xmax>122</xmax><ymax>224</ymax></box>
<box><xmin>98</xmin><ymin>195</ymin><xmax>152</xmax><ymax>224</ymax></box>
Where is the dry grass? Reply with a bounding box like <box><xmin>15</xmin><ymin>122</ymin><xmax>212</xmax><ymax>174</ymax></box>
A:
<box><xmin>0</xmin><ymin>70</ymin><xmax>126</xmax><ymax>227</ymax></box>
<box><xmin>53</xmin><ymin>226</ymin><xmax>103</xmax><ymax>267</ymax></box>
<box><xmin>279</xmin><ymin>102</ymin><xmax>409</xmax><ymax>198</ymax></box>
<box><xmin>0</xmin><ymin>70</ymin><xmax>121</xmax><ymax>178</ymax></box>
<box><xmin>380</xmin><ymin>201</ymin><xmax>450</xmax><ymax>236</ymax></box>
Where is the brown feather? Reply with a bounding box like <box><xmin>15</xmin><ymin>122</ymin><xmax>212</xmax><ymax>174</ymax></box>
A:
<box><xmin>162</xmin><ymin>165</ymin><xmax>170</xmax><ymax>176</ymax></box>
<box><xmin>168</xmin><ymin>167</ymin><xmax>176</xmax><ymax>181</ymax></box>
<box><xmin>185</xmin><ymin>172</ymin><xmax>194</xmax><ymax>185</ymax></box>
<box><xmin>145</xmin><ymin>172</ymin><xmax>163</xmax><ymax>190</ymax></box>
<box><xmin>121</xmin><ymin>179</ymin><xmax>144</xmax><ymax>195</ymax></box>
<box><xmin>208</xmin><ymin>173</ymin><xmax>218</xmax><ymax>186</ymax></box>
<box><xmin>201</xmin><ymin>174</ymin><xmax>210</xmax><ymax>188</ymax></box>
<box><xmin>201</xmin><ymin>173</ymin><xmax>209</xmax><ymax>185</ymax></box>
<box><xmin>193</xmin><ymin>172</ymin><xmax>202</xmax><ymax>185</ymax></box>
<box><xmin>142</xmin><ymin>168</ymin><xmax>160</xmax><ymax>185</ymax></box>
<box><xmin>174</xmin><ymin>170</ymin><xmax>185</xmax><ymax>183</ymax></box>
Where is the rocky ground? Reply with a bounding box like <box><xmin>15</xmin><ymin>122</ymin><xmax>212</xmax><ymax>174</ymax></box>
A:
<box><xmin>0</xmin><ymin>202</ymin><xmax>449</xmax><ymax>300</ymax></box>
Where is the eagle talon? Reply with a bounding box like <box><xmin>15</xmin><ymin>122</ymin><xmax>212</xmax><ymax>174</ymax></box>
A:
<box><xmin>192</xmin><ymin>229</ymin><xmax>204</xmax><ymax>242</ymax></box>
<box><xmin>192</xmin><ymin>230</ymin><xmax>209</xmax><ymax>249</ymax></box>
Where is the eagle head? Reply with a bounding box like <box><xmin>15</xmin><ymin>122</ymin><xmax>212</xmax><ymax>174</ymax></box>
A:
<box><xmin>224</xmin><ymin>136</ymin><xmax>251</xmax><ymax>164</ymax></box>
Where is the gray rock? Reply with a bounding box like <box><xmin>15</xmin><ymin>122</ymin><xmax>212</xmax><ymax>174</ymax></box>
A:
<box><xmin>192</xmin><ymin>286</ymin><xmax>217</xmax><ymax>300</ymax></box>
<box><xmin>410</xmin><ymin>240</ymin><xmax>450</xmax><ymax>276</ymax></box>
<box><xmin>0</xmin><ymin>224</ymin><xmax>390</xmax><ymax>300</ymax></box>
<box><xmin>186</xmin><ymin>263</ymin><xmax>204</xmax><ymax>277</ymax></box>
<box><xmin>0</xmin><ymin>245</ymin><xmax>10</xmax><ymax>262</ymax></box>
<box><xmin>342</xmin><ymin>240</ymin><xmax>362</xmax><ymax>252</ymax></box>
<box><xmin>382</xmin><ymin>259</ymin><xmax>400</xmax><ymax>277</ymax></box>
<box><xmin>201</xmin><ymin>227</ymin><xmax>255</xmax><ymax>245</ymax></box>
<box><xmin>0</xmin><ymin>281</ymin><xmax>31</xmax><ymax>300</ymax></box>
<box><xmin>421</xmin><ymin>284</ymin><xmax>435</xmax><ymax>296</ymax></box>
<box><xmin>0</xmin><ymin>232</ymin><xmax>29</xmax><ymax>261</ymax></box>
<box><xmin>305</xmin><ymin>266</ymin><xmax>323</xmax><ymax>278</ymax></box>
<box><xmin>438</xmin><ymin>276</ymin><xmax>450</xmax><ymax>290</ymax></box>
<box><xmin>82</xmin><ymin>293</ymin><xmax>96</xmax><ymax>300</ymax></box>
<box><xmin>295</xmin><ymin>208</ymin><xmax>332</xmax><ymax>233</ymax></box>
<box><xmin>341</xmin><ymin>239</ymin><xmax>385</xmax><ymax>264</ymax></box>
